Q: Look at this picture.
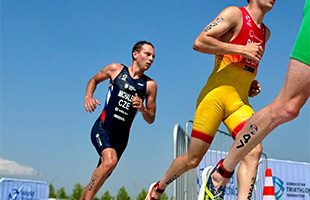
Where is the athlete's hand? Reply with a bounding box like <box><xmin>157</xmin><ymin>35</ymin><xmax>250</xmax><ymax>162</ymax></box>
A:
<box><xmin>84</xmin><ymin>96</ymin><xmax>101</xmax><ymax>113</ymax></box>
<box><xmin>248</xmin><ymin>80</ymin><xmax>261</xmax><ymax>97</ymax></box>
<box><xmin>132</xmin><ymin>93</ymin><xmax>145</xmax><ymax>112</ymax></box>
<box><xmin>243</xmin><ymin>43</ymin><xmax>264</xmax><ymax>63</ymax></box>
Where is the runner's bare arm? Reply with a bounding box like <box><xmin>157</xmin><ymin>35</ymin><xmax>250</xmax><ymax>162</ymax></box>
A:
<box><xmin>193</xmin><ymin>6</ymin><xmax>263</xmax><ymax>63</ymax></box>
<box><xmin>133</xmin><ymin>79</ymin><xmax>157</xmax><ymax>124</ymax></box>
<box><xmin>84</xmin><ymin>63</ymin><xmax>123</xmax><ymax>113</ymax></box>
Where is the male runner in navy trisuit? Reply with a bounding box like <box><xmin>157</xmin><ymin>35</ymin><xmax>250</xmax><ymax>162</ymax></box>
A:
<box><xmin>81</xmin><ymin>41</ymin><xmax>157</xmax><ymax>200</ymax></box>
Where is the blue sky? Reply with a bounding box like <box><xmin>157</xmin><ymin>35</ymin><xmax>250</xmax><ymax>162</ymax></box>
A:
<box><xmin>1</xmin><ymin>0</ymin><xmax>309</xmax><ymax>198</ymax></box>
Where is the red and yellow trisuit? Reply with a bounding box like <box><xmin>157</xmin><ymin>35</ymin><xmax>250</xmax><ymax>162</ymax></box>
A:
<box><xmin>191</xmin><ymin>7</ymin><xmax>267</xmax><ymax>143</ymax></box>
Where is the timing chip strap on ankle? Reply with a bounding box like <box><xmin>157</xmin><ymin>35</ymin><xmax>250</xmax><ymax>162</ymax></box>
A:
<box><xmin>154</xmin><ymin>181</ymin><xmax>165</xmax><ymax>194</ymax></box>
<box><xmin>216</xmin><ymin>159</ymin><xmax>234</xmax><ymax>178</ymax></box>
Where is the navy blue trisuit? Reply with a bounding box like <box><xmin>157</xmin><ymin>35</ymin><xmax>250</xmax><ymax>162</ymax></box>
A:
<box><xmin>90</xmin><ymin>65</ymin><xmax>149</xmax><ymax>166</ymax></box>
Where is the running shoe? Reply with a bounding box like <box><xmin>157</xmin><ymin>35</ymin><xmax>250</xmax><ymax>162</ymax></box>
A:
<box><xmin>198</xmin><ymin>166</ymin><xmax>226</xmax><ymax>200</ymax></box>
<box><xmin>145</xmin><ymin>182</ymin><xmax>159</xmax><ymax>200</ymax></box>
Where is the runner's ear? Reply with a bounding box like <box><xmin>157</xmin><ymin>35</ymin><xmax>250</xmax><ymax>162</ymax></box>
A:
<box><xmin>133</xmin><ymin>50</ymin><xmax>138</xmax><ymax>60</ymax></box>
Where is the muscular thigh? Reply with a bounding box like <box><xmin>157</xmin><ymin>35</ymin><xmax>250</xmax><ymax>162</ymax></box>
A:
<box><xmin>191</xmin><ymin>83</ymin><xmax>253</xmax><ymax>143</ymax></box>
<box><xmin>223</xmin><ymin>104</ymin><xmax>254</xmax><ymax>139</ymax></box>
<box><xmin>279</xmin><ymin>59</ymin><xmax>310</xmax><ymax>107</ymax></box>
<box><xmin>284</xmin><ymin>0</ymin><xmax>310</xmax><ymax>104</ymax></box>
<box><xmin>191</xmin><ymin>90</ymin><xmax>223</xmax><ymax>144</ymax></box>
<box><xmin>91</xmin><ymin>118</ymin><xmax>127</xmax><ymax>160</ymax></box>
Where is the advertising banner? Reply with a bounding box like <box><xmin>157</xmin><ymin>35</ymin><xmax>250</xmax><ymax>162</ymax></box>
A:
<box><xmin>260</xmin><ymin>159</ymin><xmax>310</xmax><ymax>200</ymax></box>
<box><xmin>0</xmin><ymin>178</ymin><xmax>49</xmax><ymax>200</ymax></box>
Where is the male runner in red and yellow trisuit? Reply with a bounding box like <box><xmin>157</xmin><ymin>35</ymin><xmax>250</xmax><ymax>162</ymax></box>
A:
<box><xmin>202</xmin><ymin>1</ymin><xmax>309</xmax><ymax>199</ymax></box>
<box><xmin>145</xmin><ymin>0</ymin><xmax>274</xmax><ymax>199</ymax></box>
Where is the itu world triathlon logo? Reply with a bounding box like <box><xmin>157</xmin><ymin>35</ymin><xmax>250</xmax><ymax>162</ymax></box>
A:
<box><xmin>273</xmin><ymin>176</ymin><xmax>285</xmax><ymax>200</ymax></box>
<box><xmin>8</xmin><ymin>185</ymin><xmax>36</xmax><ymax>200</ymax></box>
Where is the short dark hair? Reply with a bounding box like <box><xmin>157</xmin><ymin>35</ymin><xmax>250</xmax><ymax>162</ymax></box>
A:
<box><xmin>132</xmin><ymin>41</ymin><xmax>154</xmax><ymax>59</ymax></box>
<box><xmin>247</xmin><ymin>0</ymin><xmax>250</xmax><ymax>3</ymax></box>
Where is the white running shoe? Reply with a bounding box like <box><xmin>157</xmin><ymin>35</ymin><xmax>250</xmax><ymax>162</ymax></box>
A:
<box><xmin>198</xmin><ymin>166</ymin><xmax>226</xmax><ymax>200</ymax></box>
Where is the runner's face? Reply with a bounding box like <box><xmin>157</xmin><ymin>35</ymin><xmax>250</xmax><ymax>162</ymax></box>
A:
<box><xmin>135</xmin><ymin>44</ymin><xmax>155</xmax><ymax>70</ymax></box>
